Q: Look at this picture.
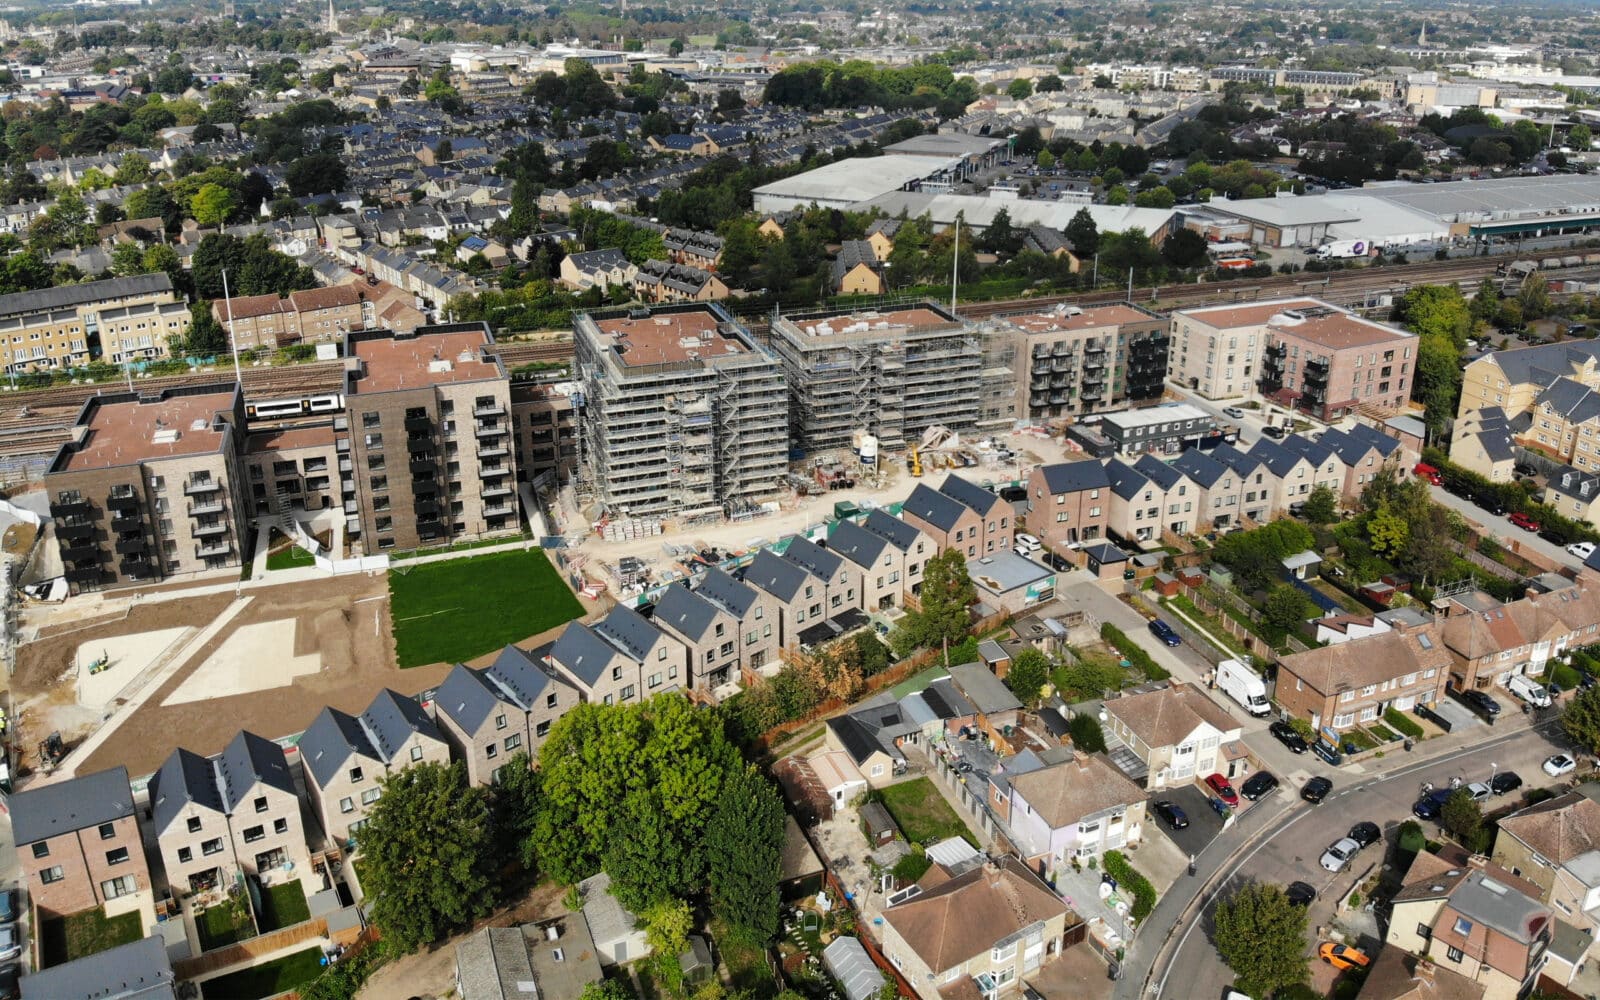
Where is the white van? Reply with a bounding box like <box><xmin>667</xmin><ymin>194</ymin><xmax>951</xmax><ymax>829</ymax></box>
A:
<box><xmin>1216</xmin><ymin>658</ymin><xmax>1271</xmax><ymax>717</ymax></box>
<box><xmin>1507</xmin><ymin>673</ymin><xmax>1552</xmax><ymax>709</ymax></box>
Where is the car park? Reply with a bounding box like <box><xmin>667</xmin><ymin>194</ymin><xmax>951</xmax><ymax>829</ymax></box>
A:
<box><xmin>1205</xmin><ymin>773</ymin><xmax>1240</xmax><ymax>807</ymax></box>
<box><xmin>1302</xmin><ymin>776</ymin><xmax>1333</xmax><ymax>803</ymax></box>
<box><xmin>1148</xmin><ymin>619</ymin><xmax>1182</xmax><ymax>647</ymax></box>
<box><xmin>1320</xmin><ymin>837</ymin><xmax>1361</xmax><ymax>873</ymax></box>
<box><xmin>1269</xmin><ymin>721</ymin><xmax>1308</xmax><ymax>753</ymax></box>
<box><xmin>1347</xmin><ymin>822</ymin><xmax>1380</xmax><ymax>849</ymax></box>
<box><xmin>1319</xmin><ymin>943</ymin><xmax>1371</xmax><ymax>970</ymax></box>
<box><xmin>1285</xmin><ymin>882</ymin><xmax>1317</xmax><ymax>906</ymax></box>
<box><xmin>1152</xmin><ymin>800</ymin><xmax>1189</xmax><ymax>829</ymax></box>
<box><xmin>1241</xmin><ymin>772</ymin><xmax>1278</xmax><ymax>801</ymax></box>
<box><xmin>1545</xmin><ymin>753</ymin><xmax>1578</xmax><ymax>777</ymax></box>
<box><xmin>1491</xmin><ymin>771</ymin><xmax>1524</xmax><ymax>795</ymax></box>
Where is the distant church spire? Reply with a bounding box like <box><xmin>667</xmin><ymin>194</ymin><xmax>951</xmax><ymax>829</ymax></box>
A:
<box><xmin>325</xmin><ymin>0</ymin><xmax>338</xmax><ymax>34</ymax></box>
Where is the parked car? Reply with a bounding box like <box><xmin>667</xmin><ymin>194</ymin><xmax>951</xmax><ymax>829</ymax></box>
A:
<box><xmin>1347</xmin><ymin>821</ymin><xmax>1381</xmax><ymax>849</ymax></box>
<box><xmin>1312</xmin><ymin>740</ymin><xmax>1343</xmax><ymax>766</ymax></box>
<box><xmin>1148</xmin><ymin>619</ymin><xmax>1182</xmax><ymax>647</ymax></box>
<box><xmin>1413</xmin><ymin>789</ymin><xmax>1453</xmax><ymax>820</ymax></box>
<box><xmin>1491</xmin><ymin>771</ymin><xmax>1524</xmax><ymax>795</ymax></box>
<box><xmin>1570</xmin><ymin>541</ymin><xmax>1597</xmax><ymax>560</ymax></box>
<box><xmin>1041</xmin><ymin>551</ymin><xmax>1074</xmax><ymax>572</ymax></box>
<box><xmin>1262</xmin><ymin>425</ymin><xmax>1288</xmax><ymax>439</ymax></box>
<box><xmin>1285</xmin><ymin>882</ymin><xmax>1317</xmax><ymax>907</ymax></box>
<box><xmin>1465</xmin><ymin>781</ymin><xmax>1492</xmax><ymax>802</ymax></box>
<box><xmin>0</xmin><ymin>892</ymin><xmax>14</xmax><ymax>926</ymax></box>
<box><xmin>1014</xmin><ymin>532</ymin><xmax>1040</xmax><ymax>551</ymax></box>
<box><xmin>1241</xmin><ymin>771</ymin><xmax>1279</xmax><ymax>801</ymax></box>
<box><xmin>1152</xmin><ymin>800</ymin><xmax>1189</xmax><ymax>829</ymax></box>
<box><xmin>1302</xmin><ymin>776</ymin><xmax>1333</xmax><ymax>803</ymax></box>
<box><xmin>1509</xmin><ymin>511</ymin><xmax>1541</xmax><ymax>531</ymax></box>
<box><xmin>1320</xmin><ymin>837</ymin><xmax>1362</xmax><ymax>873</ymax></box>
<box><xmin>1545</xmin><ymin>753</ymin><xmax>1578</xmax><ymax>777</ymax></box>
<box><xmin>1223</xmin><ymin>406</ymin><xmax>1245</xmax><ymax>419</ymax></box>
<box><xmin>0</xmin><ymin>927</ymin><xmax>17</xmax><ymax>964</ymax></box>
<box><xmin>1459</xmin><ymin>689</ymin><xmax>1503</xmax><ymax>717</ymax></box>
<box><xmin>1319</xmin><ymin>943</ymin><xmax>1371</xmax><ymax>971</ymax></box>
<box><xmin>0</xmin><ymin>962</ymin><xmax>16</xmax><ymax>1000</ymax></box>
<box><xmin>1205</xmin><ymin>773</ymin><xmax>1240</xmax><ymax>807</ymax></box>
<box><xmin>1269</xmin><ymin>721</ymin><xmax>1308</xmax><ymax>754</ymax></box>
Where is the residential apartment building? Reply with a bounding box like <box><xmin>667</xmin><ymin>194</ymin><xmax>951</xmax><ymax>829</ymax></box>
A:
<box><xmin>98</xmin><ymin>300</ymin><xmax>191</xmax><ymax>364</ymax></box>
<box><xmin>212</xmin><ymin>284</ymin><xmax>370</xmax><ymax>350</ymax></box>
<box><xmin>1025</xmin><ymin>460</ymin><xmax>1112</xmax><ymax>551</ymax></box>
<box><xmin>1456</xmin><ymin>340</ymin><xmax>1600</xmax><ymax>422</ymax></box>
<box><xmin>1450</xmin><ymin>407</ymin><xmax>1518</xmax><ymax>483</ymax></box>
<box><xmin>11</xmin><ymin>767</ymin><xmax>149</xmax><ymax>918</ymax></box>
<box><xmin>546</xmin><ymin>604</ymin><xmax>689</xmax><ymax>706</ymax></box>
<box><xmin>631</xmin><ymin>260</ymin><xmax>730</xmax><ymax>304</ymax></box>
<box><xmin>434</xmin><ymin>645</ymin><xmax>578</xmax><ymax>787</ymax></box>
<box><xmin>880</xmin><ymin>856</ymin><xmax>1076</xmax><ymax>1000</ymax></box>
<box><xmin>1274</xmin><ymin>621</ymin><xmax>1452</xmax><ymax>733</ymax></box>
<box><xmin>1102</xmin><ymin>683</ymin><xmax>1245</xmax><ymax>789</ymax></box>
<box><xmin>298</xmin><ymin>689</ymin><xmax>451</xmax><ymax>844</ymax></box>
<box><xmin>1547</xmin><ymin>464</ymin><xmax>1600</xmax><ymax>529</ymax></box>
<box><xmin>1495</xmin><ymin>788</ymin><xmax>1600</xmax><ymax>933</ymax></box>
<box><xmin>343</xmin><ymin>323</ymin><xmax>519</xmax><ymax>553</ymax></box>
<box><xmin>149</xmin><ymin>731</ymin><xmax>310</xmax><ymax>896</ymax></box>
<box><xmin>1171</xmin><ymin>298</ymin><xmax>1418</xmax><ymax>419</ymax></box>
<box><xmin>0</xmin><ymin>273</ymin><xmax>182</xmax><ymax>373</ymax></box>
<box><xmin>985</xmin><ymin>303</ymin><xmax>1168</xmax><ymax>421</ymax></box>
<box><xmin>573</xmin><ymin>304</ymin><xmax>787</xmax><ymax>518</ymax></box>
<box><xmin>770</xmin><ymin>304</ymin><xmax>980</xmax><ymax>453</ymax></box>
<box><xmin>45</xmin><ymin>384</ymin><xmax>249</xmax><ymax>592</ymax></box>
<box><xmin>242</xmin><ymin>424</ymin><xmax>341</xmax><ymax>518</ymax></box>
<box><xmin>510</xmin><ymin>379</ymin><xmax>579</xmax><ymax>487</ymax></box>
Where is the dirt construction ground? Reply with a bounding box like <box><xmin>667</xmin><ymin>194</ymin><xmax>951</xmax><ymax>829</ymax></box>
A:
<box><xmin>13</xmin><ymin>574</ymin><xmax>442</xmax><ymax>778</ymax></box>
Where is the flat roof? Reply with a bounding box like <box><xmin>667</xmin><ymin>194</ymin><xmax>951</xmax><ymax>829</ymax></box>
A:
<box><xmin>1272</xmin><ymin>310</ymin><xmax>1414</xmax><ymax>351</ymax></box>
<box><xmin>245</xmin><ymin>424</ymin><xmax>337</xmax><ymax>454</ymax></box>
<box><xmin>1102</xmin><ymin>403</ymin><xmax>1215</xmax><ymax>430</ymax></box>
<box><xmin>781</xmin><ymin>306</ymin><xmax>956</xmax><ymax>339</ymax></box>
<box><xmin>1177</xmin><ymin>297</ymin><xmax>1328</xmax><ymax>329</ymax></box>
<box><xmin>1335</xmin><ymin>173</ymin><xmax>1600</xmax><ymax>223</ymax></box>
<box><xmin>592</xmin><ymin>309</ymin><xmax>748</xmax><ymax>367</ymax></box>
<box><xmin>1209</xmin><ymin>195</ymin><xmax>1361</xmax><ymax>227</ymax></box>
<box><xmin>64</xmin><ymin>388</ymin><xmax>236</xmax><ymax>471</ymax></box>
<box><xmin>966</xmin><ymin>549</ymin><xmax>1053</xmax><ymax>593</ymax></box>
<box><xmin>853</xmin><ymin>191</ymin><xmax>1176</xmax><ymax>238</ymax></box>
<box><xmin>882</xmin><ymin>133</ymin><xmax>1005</xmax><ymax>157</ymax></box>
<box><xmin>996</xmin><ymin>303</ymin><xmax>1154</xmax><ymax>334</ymax></box>
<box><xmin>752</xmin><ymin>155</ymin><xmax>959</xmax><ymax>206</ymax></box>
<box><xmin>349</xmin><ymin>328</ymin><xmax>501</xmax><ymax>393</ymax></box>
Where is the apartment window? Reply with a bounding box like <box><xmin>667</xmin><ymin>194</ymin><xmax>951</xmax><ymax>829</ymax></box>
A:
<box><xmin>339</xmin><ymin>797</ymin><xmax>354</xmax><ymax>814</ymax></box>
<box><xmin>622</xmin><ymin>684</ymin><xmax>636</xmax><ymax>701</ymax></box>
<box><xmin>105</xmin><ymin>846</ymin><xmax>129</xmax><ymax>865</ymax></box>
<box><xmin>1446</xmin><ymin>946</ymin><xmax>1464</xmax><ymax>963</ymax></box>
<box><xmin>98</xmin><ymin>822</ymin><xmax>117</xmax><ymax>840</ymax></box>
<box><xmin>649</xmin><ymin>672</ymin><xmax>663</xmax><ymax>688</ymax></box>
<box><xmin>375</xmin><ymin>517</ymin><xmax>392</xmax><ymax>532</ymax></box>
<box><xmin>361</xmin><ymin>788</ymin><xmax>381</xmax><ymax>805</ymax></box>
<box><xmin>177</xmin><ymin>847</ymin><xmax>193</xmax><ymax>863</ymax></box>
<box><xmin>30</xmin><ymin>843</ymin><xmax>49</xmax><ymax>859</ymax></box>
<box><xmin>505</xmin><ymin>734</ymin><xmax>522</xmax><ymax>751</ymax></box>
<box><xmin>536</xmin><ymin>721</ymin><xmax>551</xmax><ymax>738</ymax></box>
<box><xmin>546</xmin><ymin>693</ymin><xmax>557</xmax><ymax>709</ymax></box>
<box><xmin>187</xmin><ymin>817</ymin><xmax>203</xmax><ymax>834</ymax></box>
<box><xmin>254</xmin><ymin>796</ymin><xmax>268</xmax><ymax>814</ymax></box>
<box><xmin>486</xmin><ymin>744</ymin><xmax>498</xmax><ymax>759</ymax></box>
<box><xmin>657</xmin><ymin>647</ymin><xmax>667</xmax><ymax>661</ymax></box>
<box><xmin>362</xmin><ymin>412</ymin><xmax>381</xmax><ymax>428</ymax></box>
<box><xmin>242</xmin><ymin>825</ymin><xmax>265</xmax><ymax>844</ymax></box>
<box><xmin>40</xmin><ymin>866</ymin><xmax>63</xmax><ymax>884</ymax></box>
<box><xmin>349</xmin><ymin>767</ymin><xmax>364</xmax><ymax>783</ymax></box>
<box><xmin>495</xmin><ymin>714</ymin><xmax>507</xmax><ymax>730</ymax></box>
<box><xmin>274</xmin><ymin>818</ymin><xmax>288</xmax><ymax>834</ymax></box>
<box><xmin>201</xmin><ymin>838</ymin><xmax>224</xmax><ymax>856</ymax></box>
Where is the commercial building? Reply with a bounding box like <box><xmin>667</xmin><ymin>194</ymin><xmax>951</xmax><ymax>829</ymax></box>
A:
<box><xmin>343</xmin><ymin>323</ymin><xmax>519</xmax><ymax>552</ymax></box>
<box><xmin>572</xmin><ymin>303</ymin><xmax>787</xmax><ymax>518</ymax></box>
<box><xmin>983</xmin><ymin>303</ymin><xmax>1168</xmax><ymax>422</ymax></box>
<box><xmin>769</xmin><ymin>304</ymin><xmax>980</xmax><ymax>454</ymax></box>
<box><xmin>1098</xmin><ymin>402</ymin><xmax>1217</xmax><ymax>458</ymax></box>
<box><xmin>45</xmin><ymin>384</ymin><xmax>250</xmax><ymax>592</ymax></box>
<box><xmin>0</xmin><ymin>273</ymin><xmax>183</xmax><ymax>373</ymax></box>
<box><xmin>751</xmin><ymin>156</ymin><xmax>959</xmax><ymax>214</ymax></box>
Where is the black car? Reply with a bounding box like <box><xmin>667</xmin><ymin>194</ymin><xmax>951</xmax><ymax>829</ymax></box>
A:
<box><xmin>0</xmin><ymin>892</ymin><xmax>14</xmax><ymax>925</ymax></box>
<box><xmin>1491</xmin><ymin>771</ymin><xmax>1524</xmax><ymax>795</ymax></box>
<box><xmin>1285</xmin><ymin>881</ymin><xmax>1317</xmax><ymax>907</ymax></box>
<box><xmin>1312</xmin><ymin>740</ymin><xmax>1343</xmax><ymax>766</ymax></box>
<box><xmin>1152</xmin><ymin>799</ymin><xmax>1189</xmax><ymax>830</ymax></box>
<box><xmin>1460</xmin><ymin>689</ymin><xmax>1503</xmax><ymax>717</ymax></box>
<box><xmin>1269</xmin><ymin>721</ymin><xmax>1308</xmax><ymax>754</ymax></box>
<box><xmin>1262</xmin><ymin>425</ymin><xmax>1288</xmax><ymax>439</ymax></box>
<box><xmin>1302</xmin><ymin>776</ymin><xmax>1333</xmax><ymax>803</ymax></box>
<box><xmin>1414</xmin><ymin>789</ymin><xmax>1453</xmax><ymax>820</ymax></box>
<box><xmin>1241</xmin><ymin>771</ymin><xmax>1279</xmax><ymax>801</ymax></box>
<box><xmin>1042</xmin><ymin>551</ymin><xmax>1074</xmax><ymax>573</ymax></box>
<box><xmin>1147</xmin><ymin>619</ymin><xmax>1182</xmax><ymax>647</ymax></box>
<box><xmin>1347</xmin><ymin>821</ymin><xmax>1381</xmax><ymax>849</ymax></box>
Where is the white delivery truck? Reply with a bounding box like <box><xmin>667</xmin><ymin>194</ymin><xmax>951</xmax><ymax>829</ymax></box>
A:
<box><xmin>1506</xmin><ymin>672</ymin><xmax>1552</xmax><ymax>708</ymax></box>
<box><xmin>1314</xmin><ymin>239</ymin><xmax>1369</xmax><ymax>260</ymax></box>
<box><xmin>1216</xmin><ymin>658</ymin><xmax>1271</xmax><ymax>716</ymax></box>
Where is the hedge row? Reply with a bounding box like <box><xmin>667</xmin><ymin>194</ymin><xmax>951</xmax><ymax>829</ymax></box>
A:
<box><xmin>1102</xmin><ymin>850</ymin><xmax>1156</xmax><ymax>922</ymax></box>
<box><xmin>1384</xmin><ymin>708</ymin><xmax>1425</xmax><ymax>740</ymax></box>
<box><xmin>1100</xmin><ymin>623</ymin><xmax>1172</xmax><ymax>681</ymax></box>
<box><xmin>1423</xmin><ymin>447</ymin><xmax>1600</xmax><ymax>547</ymax></box>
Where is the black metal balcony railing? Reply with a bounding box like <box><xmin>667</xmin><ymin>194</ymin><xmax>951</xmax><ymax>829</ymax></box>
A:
<box><xmin>51</xmin><ymin>496</ymin><xmax>91</xmax><ymax>518</ymax></box>
<box><xmin>409</xmin><ymin>456</ymin><xmax>437</xmax><ymax>475</ymax></box>
<box><xmin>114</xmin><ymin>537</ymin><xmax>146</xmax><ymax>555</ymax></box>
<box><xmin>107</xmin><ymin>490</ymin><xmax>140</xmax><ymax>512</ymax></box>
<box><xmin>56</xmin><ymin>519</ymin><xmax>94</xmax><ymax>541</ymax></box>
<box><xmin>404</xmin><ymin>413</ymin><xmax>432</xmax><ymax>432</ymax></box>
<box><xmin>111</xmin><ymin>513</ymin><xmax>142</xmax><ymax>533</ymax></box>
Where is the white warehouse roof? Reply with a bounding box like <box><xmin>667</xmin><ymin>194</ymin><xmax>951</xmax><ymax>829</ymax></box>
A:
<box><xmin>751</xmin><ymin>156</ymin><xmax>960</xmax><ymax>212</ymax></box>
<box><xmin>854</xmin><ymin>190</ymin><xmax>1177</xmax><ymax>238</ymax></box>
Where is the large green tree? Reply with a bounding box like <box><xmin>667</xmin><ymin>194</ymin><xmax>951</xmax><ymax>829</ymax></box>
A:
<box><xmin>705</xmin><ymin>763</ymin><xmax>785</xmax><ymax>943</ymax></box>
<box><xmin>359</xmin><ymin>762</ymin><xmax>498</xmax><ymax>952</ymax></box>
<box><xmin>1562</xmin><ymin>684</ymin><xmax>1600</xmax><ymax>756</ymax></box>
<box><xmin>1440</xmin><ymin>788</ymin><xmax>1484</xmax><ymax>845</ymax></box>
<box><xmin>1301</xmin><ymin>484</ymin><xmax>1337</xmax><ymax>524</ymax></box>
<box><xmin>890</xmin><ymin>548</ymin><xmax>977</xmax><ymax>656</ymax></box>
<box><xmin>1004</xmin><ymin>648</ymin><xmax>1051</xmax><ymax>704</ymax></box>
<box><xmin>1213</xmin><ymin>882</ymin><xmax>1310</xmax><ymax>998</ymax></box>
<box><xmin>1065</xmin><ymin>207</ymin><xmax>1099</xmax><ymax>256</ymax></box>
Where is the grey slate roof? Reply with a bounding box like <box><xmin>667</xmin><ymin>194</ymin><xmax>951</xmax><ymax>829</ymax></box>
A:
<box><xmin>565</xmin><ymin>248</ymin><xmax>631</xmax><ymax>274</ymax></box>
<box><xmin>1209</xmin><ymin>442</ymin><xmax>1262</xmax><ymax>478</ymax></box>
<box><xmin>19</xmin><ymin>934</ymin><xmax>175</xmax><ymax>1000</ymax></box>
<box><xmin>548</xmin><ymin>621</ymin><xmax>618</xmax><ymax>688</ymax></box>
<box><xmin>150</xmin><ymin>747</ymin><xmax>224</xmax><ymax>836</ymax></box>
<box><xmin>654</xmin><ymin>583</ymin><xmax>721</xmax><ymax>641</ymax></box>
<box><xmin>1132</xmin><ymin>453</ymin><xmax>1186</xmax><ymax>491</ymax></box>
<box><xmin>947</xmin><ymin>662</ymin><xmax>1025</xmax><ymax>714</ymax></box>
<box><xmin>1035</xmin><ymin>459</ymin><xmax>1111</xmax><ymax>495</ymax></box>
<box><xmin>939</xmin><ymin>473</ymin><xmax>1004</xmax><ymax>517</ymax></box>
<box><xmin>485</xmin><ymin>643</ymin><xmax>570</xmax><ymax>711</ymax></box>
<box><xmin>1536</xmin><ymin>377</ymin><xmax>1600</xmax><ymax>424</ymax></box>
<box><xmin>1248</xmin><ymin>437</ymin><xmax>1305</xmax><ymax>478</ymax></box>
<box><xmin>0</xmin><ymin>272</ymin><xmax>171</xmax><ymax>320</ymax></box>
<box><xmin>902</xmin><ymin>482</ymin><xmax>970</xmax><ymax>532</ymax></box>
<box><xmin>743</xmin><ymin>547</ymin><xmax>811</xmax><ymax>602</ymax></box>
<box><xmin>1548</xmin><ymin>464</ymin><xmax>1600</xmax><ymax>502</ymax></box>
<box><xmin>1448</xmin><ymin>870</ymin><xmax>1550</xmax><ymax>943</ymax></box>
<box><xmin>592</xmin><ymin>604</ymin><xmax>663</xmax><ymax>664</ymax></box>
<box><xmin>217</xmin><ymin>730</ymin><xmax>295</xmax><ymax>813</ymax></box>
<box><xmin>1487</xmin><ymin>340</ymin><xmax>1600</xmax><ymax>389</ymax></box>
<box><xmin>862</xmin><ymin>508</ymin><xmax>923</xmax><ymax>553</ymax></box>
<box><xmin>1345</xmin><ymin>421</ymin><xmax>1400</xmax><ymax>457</ymax></box>
<box><xmin>1279</xmin><ymin>432</ymin><xmax>1336</xmax><ymax>468</ymax></box>
<box><xmin>10</xmin><ymin>766</ymin><xmax>135</xmax><ymax>847</ymax></box>
<box><xmin>434</xmin><ymin>663</ymin><xmax>506</xmax><ymax>736</ymax></box>
<box><xmin>1105</xmin><ymin>458</ymin><xmax>1149</xmax><ymax>501</ymax></box>
<box><xmin>695</xmin><ymin>566</ymin><xmax>759</xmax><ymax>619</ymax></box>
<box><xmin>361</xmin><ymin>688</ymin><xmax>441</xmax><ymax>765</ymax></box>
<box><xmin>829</xmin><ymin>517</ymin><xmax>890</xmax><ymax>569</ymax></box>
<box><xmin>298</xmin><ymin>707</ymin><xmax>380</xmax><ymax>788</ymax></box>
<box><xmin>1172</xmin><ymin>447</ymin><xmax>1229</xmax><ymax>487</ymax></box>
<box><xmin>784</xmin><ymin>534</ymin><xmax>843</xmax><ymax>582</ymax></box>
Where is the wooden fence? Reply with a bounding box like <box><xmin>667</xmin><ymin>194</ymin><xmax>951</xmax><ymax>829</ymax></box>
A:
<box><xmin>176</xmin><ymin>917</ymin><xmax>329</xmax><ymax>980</ymax></box>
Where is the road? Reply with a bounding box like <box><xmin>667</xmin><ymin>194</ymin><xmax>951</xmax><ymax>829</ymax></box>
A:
<box><xmin>1115</xmin><ymin>714</ymin><xmax>1573</xmax><ymax>999</ymax></box>
<box><xmin>1427</xmin><ymin>482</ymin><xmax>1585</xmax><ymax>573</ymax></box>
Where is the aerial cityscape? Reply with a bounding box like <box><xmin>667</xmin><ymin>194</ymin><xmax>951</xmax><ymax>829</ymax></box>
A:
<box><xmin>11</xmin><ymin>0</ymin><xmax>1600</xmax><ymax>998</ymax></box>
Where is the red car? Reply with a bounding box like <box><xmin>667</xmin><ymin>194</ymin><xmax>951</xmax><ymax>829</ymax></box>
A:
<box><xmin>1509</xmin><ymin>512</ymin><xmax>1541</xmax><ymax>531</ymax></box>
<box><xmin>1204</xmin><ymin>773</ymin><xmax>1240</xmax><ymax>808</ymax></box>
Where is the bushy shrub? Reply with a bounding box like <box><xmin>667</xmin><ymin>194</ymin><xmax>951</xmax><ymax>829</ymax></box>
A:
<box><xmin>1102</xmin><ymin>850</ymin><xmax>1156</xmax><ymax>922</ymax></box>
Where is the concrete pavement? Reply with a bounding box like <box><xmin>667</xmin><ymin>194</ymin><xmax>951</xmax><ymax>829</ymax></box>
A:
<box><xmin>1426</xmin><ymin>482</ymin><xmax>1584</xmax><ymax>573</ymax></box>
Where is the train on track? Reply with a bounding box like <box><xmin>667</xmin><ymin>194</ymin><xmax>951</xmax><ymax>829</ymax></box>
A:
<box><xmin>244</xmin><ymin>391</ymin><xmax>346</xmax><ymax>421</ymax></box>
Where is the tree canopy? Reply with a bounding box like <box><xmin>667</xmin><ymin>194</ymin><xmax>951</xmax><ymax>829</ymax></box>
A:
<box><xmin>890</xmin><ymin>548</ymin><xmax>976</xmax><ymax>656</ymax></box>
<box><xmin>1213</xmin><ymin>882</ymin><xmax>1310</xmax><ymax>998</ymax></box>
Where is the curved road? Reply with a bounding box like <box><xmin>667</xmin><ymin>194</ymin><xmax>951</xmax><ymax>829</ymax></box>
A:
<box><xmin>1115</xmin><ymin>715</ymin><xmax>1571</xmax><ymax>999</ymax></box>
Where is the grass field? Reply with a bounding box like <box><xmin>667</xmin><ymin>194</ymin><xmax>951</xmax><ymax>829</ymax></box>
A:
<box><xmin>200</xmin><ymin>945</ymin><xmax>325</xmax><ymax>999</ymax></box>
<box><xmin>877</xmin><ymin>777</ymin><xmax>977</xmax><ymax>847</ymax></box>
<box><xmin>256</xmin><ymin>880</ymin><xmax>311</xmax><ymax>932</ymax></box>
<box><xmin>388</xmin><ymin>548</ymin><xmax>584</xmax><ymax>667</ymax></box>
<box><xmin>39</xmin><ymin>907</ymin><xmax>143</xmax><ymax>967</ymax></box>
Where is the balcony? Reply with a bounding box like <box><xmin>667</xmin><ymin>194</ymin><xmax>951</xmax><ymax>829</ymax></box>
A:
<box><xmin>480</xmin><ymin>465</ymin><xmax>510</xmax><ymax>478</ymax></box>
<box><xmin>474</xmin><ymin>422</ymin><xmax>508</xmax><ymax>439</ymax></box>
<box><xmin>50</xmin><ymin>496</ymin><xmax>90</xmax><ymax>518</ymax></box>
<box><xmin>113</xmin><ymin>536</ymin><xmax>146</xmax><ymax>555</ymax></box>
<box><xmin>406</xmin><ymin>435</ymin><xmax>433</xmax><ymax>455</ymax></box>
<box><xmin>412</xmin><ymin>478</ymin><xmax>438</xmax><ymax>497</ymax></box>
<box><xmin>61</xmin><ymin>539</ymin><xmax>100</xmax><ymax>562</ymax></box>
<box><xmin>56</xmin><ymin>519</ymin><xmax>94</xmax><ymax>541</ymax></box>
<box><xmin>64</xmin><ymin>566</ymin><xmax>102</xmax><ymax>585</ymax></box>
<box><xmin>418</xmin><ymin>525</ymin><xmax>446</xmax><ymax>542</ymax></box>
<box><xmin>483</xmin><ymin>502</ymin><xmax>515</xmax><ymax>518</ymax></box>
<box><xmin>482</xmin><ymin>484</ymin><xmax>513</xmax><ymax>500</ymax></box>
<box><xmin>119</xmin><ymin>557</ymin><xmax>154</xmax><ymax>576</ymax></box>
<box><xmin>193</xmin><ymin>522</ymin><xmax>228</xmax><ymax>538</ymax></box>
<box><xmin>404</xmin><ymin>412</ymin><xmax>432</xmax><ymax>432</ymax></box>
<box><xmin>477</xmin><ymin>444</ymin><xmax>509</xmax><ymax>460</ymax></box>
<box><xmin>106</xmin><ymin>489</ymin><xmax>140</xmax><ymax>512</ymax></box>
<box><xmin>409</xmin><ymin>456</ymin><xmax>438</xmax><ymax>475</ymax></box>
<box><xmin>188</xmin><ymin>499</ymin><xmax>224</xmax><ymax>517</ymax></box>
<box><xmin>415</xmin><ymin>498</ymin><xmax>441</xmax><ymax>516</ymax></box>
<box><xmin>473</xmin><ymin>402</ymin><xmax>506</xmax><ymax>419</ymax></box>
<box><xmin>184</xmin><ymin>478</ymin><xmax>220</xmax><ymax>497</ymax></box>
<box><xmin>195</xmin><ymin>539</ymin><xmax>231</xmax><ymax>559</ymax></box>
<box><xmin>110</xmin><ymin>513</ymin><xmax>142</xmax><ymax>533</ymax></box>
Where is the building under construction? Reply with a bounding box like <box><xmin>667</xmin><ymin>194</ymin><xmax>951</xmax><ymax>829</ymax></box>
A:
<box><xmin>768</xmin><ymin>303</ymin><xmax>981</xmax><ymax>454</ymax></box>
<box><xmin>573</xmin><ymin>303</ymin><xmax>788</xmax><ymax>518</ymax></box>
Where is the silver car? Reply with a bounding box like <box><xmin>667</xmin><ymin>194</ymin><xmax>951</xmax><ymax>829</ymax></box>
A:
<box><xmin>1319</xmin><ymin>837</ymin><xmax>1360</xmax><ymax>873</ymax></box>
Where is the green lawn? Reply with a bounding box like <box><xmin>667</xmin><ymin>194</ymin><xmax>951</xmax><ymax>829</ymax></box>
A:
<box><xmin>255</xmin><ymin>880</ymin><xmax>310</xmax><ymax>932</ymax></box>
<box><xmin>877</xmin><ymin>777</ymin><xmax>977</xmax><ymax>847</ymax></box>
<box><xmin>264</xmin><ymin>527</ymin><xmax>320</xmax><ymax>571</ymax></box>
<box><xmin>39</xmin><ymin>907</ymin><xmax>143</xmax><ymax>967</ymax></box>
<box><xmin>388</xmin><ymin>548</ymin><xmax>584</xmax><ymax>667</ymax></box>
<box><xmin>195</xmin><ymin>900</ymin><xmax>256</xmax><ymax>951</ymax></box>
<box><xmin>200</xmin><ymin>945</ymin><xmax>326</xmax><ymax>999</ymax></box>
